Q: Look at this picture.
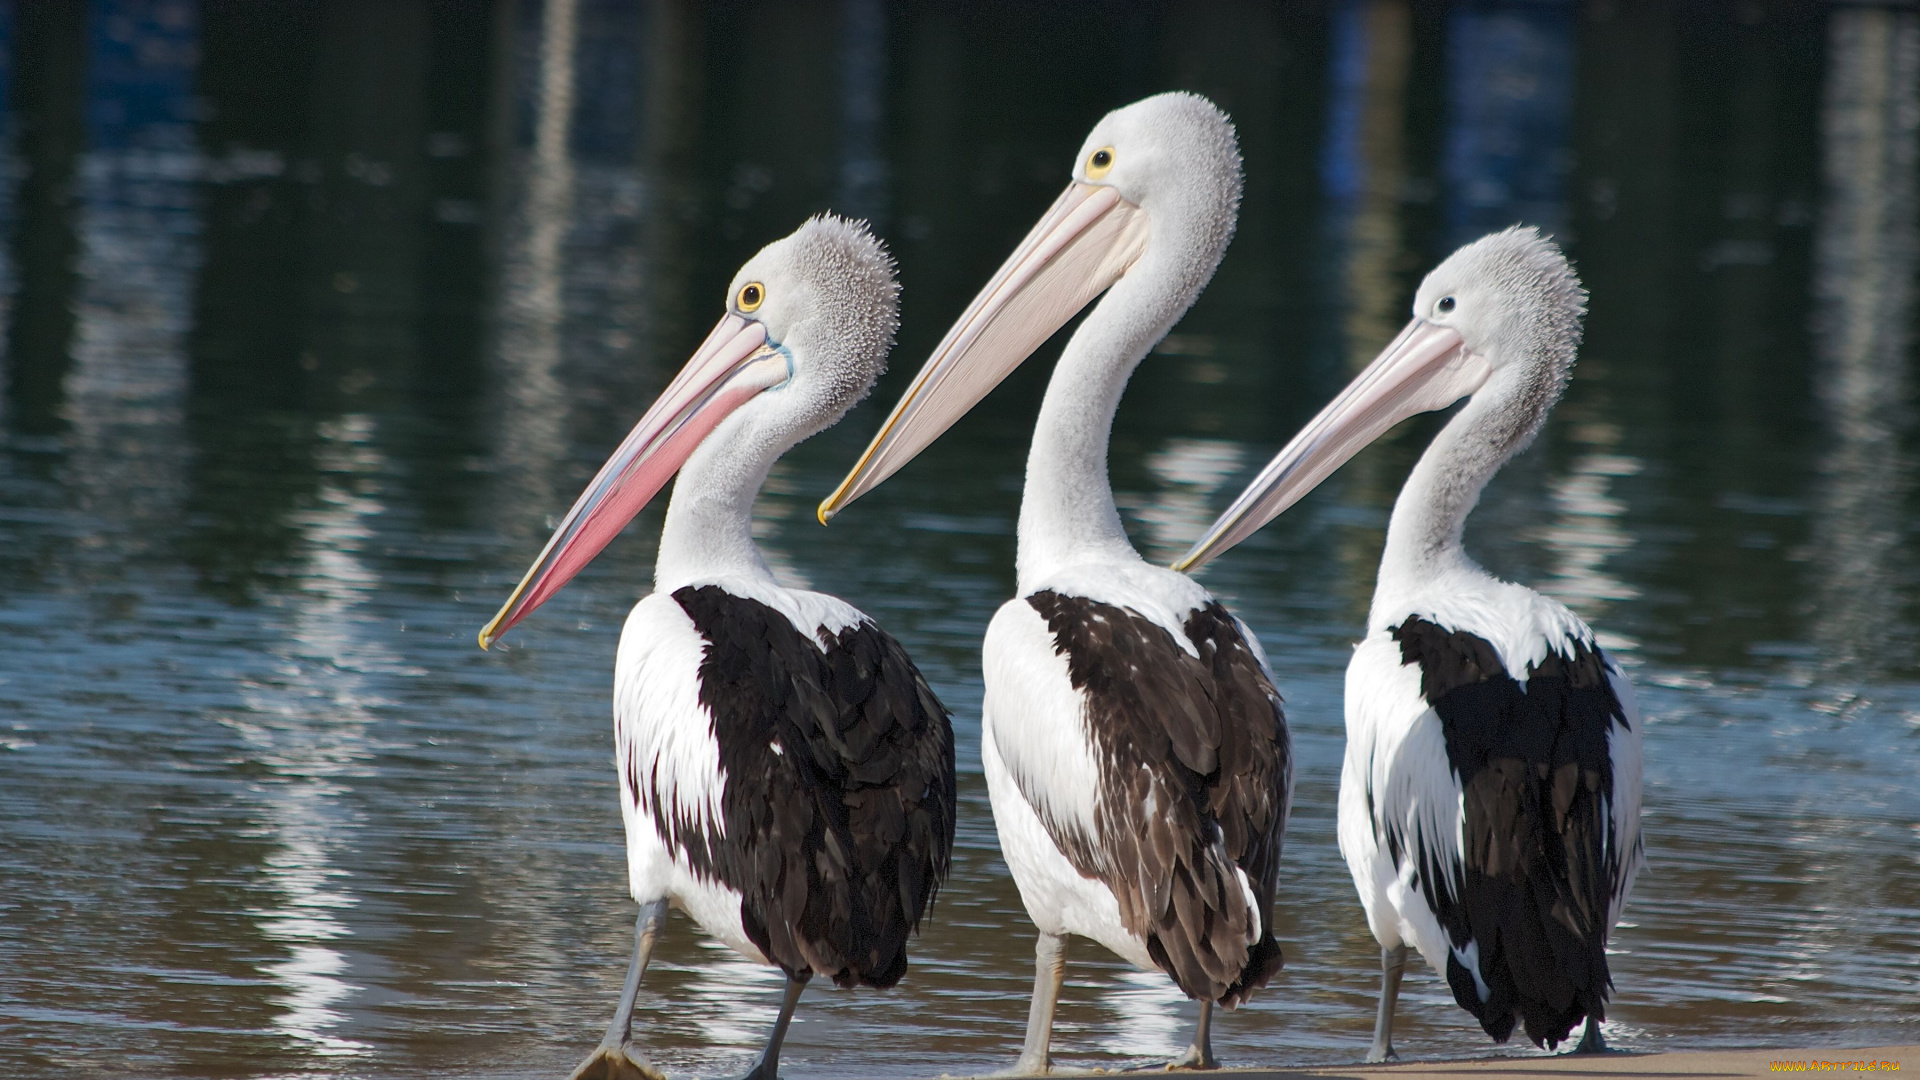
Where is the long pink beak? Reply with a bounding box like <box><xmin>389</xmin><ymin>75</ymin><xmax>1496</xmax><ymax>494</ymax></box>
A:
<box><xmin>479</xmin><ymin>314</ymin><xmax>790</xmax><ymax>648</ymax></box>
<box><xmin>1173</xmin><ymin>318</ymin><xmax>1487</xmax><ymax>572</ymax></box>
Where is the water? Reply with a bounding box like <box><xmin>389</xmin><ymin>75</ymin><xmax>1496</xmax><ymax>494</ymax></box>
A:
<box><xmin>1</xmin><ymin>2</ymin><xmax>1917</xmax><ymax>1076</ymax></box>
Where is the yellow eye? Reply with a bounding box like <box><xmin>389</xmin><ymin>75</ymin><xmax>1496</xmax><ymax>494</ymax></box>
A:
<box><xmin>1086</xmin><ymin>146</ymin><xmax>1115</xmax><ymax>180</ymax></box>
<box><xmin>737</xmin><ymin>282</ymin><xmax>765</xmax><ymax>312</ymax></box>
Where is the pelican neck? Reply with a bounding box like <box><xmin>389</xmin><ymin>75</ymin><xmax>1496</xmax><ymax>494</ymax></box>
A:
<box><xmin>1371</xmin><ymin>370</ymin><xmax>1532</xmax><ymax>629</ymax></box>
<box><xmin>652</xmin><ymin>406</ymin><xmax>784</xmax><ymax>592</ymax></box>
<box><xmin>1013</xmin><ymin>251</ymin><xmax>1196</xmax><ymax>592</ymax></box>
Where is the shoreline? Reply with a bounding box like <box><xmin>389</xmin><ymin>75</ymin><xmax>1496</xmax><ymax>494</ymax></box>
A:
<box><xmin>1220</xmin><ymin>1045</ymin><xmax>1915</xmax><ymax>1079</ymax></box>
<box><xmin>917</xmin><ymin>1047</ymin><xmax>1916</xmax><ymax>1080</ymax></box>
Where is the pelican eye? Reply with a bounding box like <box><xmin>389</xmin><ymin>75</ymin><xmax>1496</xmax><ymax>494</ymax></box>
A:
<box><xmin>1087</xmin><ymin>146</ymin><xmax>1115</xmax><ymax>180</ymax></box>
<box><xmin>737</xmin><ymin>282</ymin><xmax>765</xmax><ymax>312</ymax></box>
<box><xmin>1437</xmin><ymin>296</ymin><xmax>1456</xmax><ymax>315</ymax></box>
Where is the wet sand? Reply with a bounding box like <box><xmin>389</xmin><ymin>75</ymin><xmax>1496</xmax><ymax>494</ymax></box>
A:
<box><xmin>1231</xmin><ymin>1045</ymin><xmax>1917</xmax><ymax>1079</ymax></box>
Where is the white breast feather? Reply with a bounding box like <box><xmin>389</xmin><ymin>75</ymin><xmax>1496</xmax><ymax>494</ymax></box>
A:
<box><xmin>982</xmin><ymin>598</ymin><xmax>1104</xmax><ymax>846</ymax></box>
<box><xmin>1604</xmin><ymin>664</ymin><xmax>1646</xmax><ymax>927</ymax></box>
<box><xmin>1346</xmin><ymin>595</ymin><xmax>1645</xmax><ymax>978</ymax></box>
<box><xmin>1347</xmin><ymin>633</ymin><xmax>1468</xmax><ymax>895</ymax></box>
<box><xmin>616</xmin><ymin>580</ymin><xmax>871</xmax><ymax>839</ymax></box>
<box><xmin>615</xmin><ymin>593</ymin><xmax>727</xmax><ymax>839</ymax></box>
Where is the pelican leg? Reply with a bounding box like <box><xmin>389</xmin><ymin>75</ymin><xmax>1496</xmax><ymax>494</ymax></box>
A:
<box><xmin>568</xmin><ymin>899</ymin><xmax>670</xmax><ymax>1080</ymax></box>
<box><xmin>1573</xmin><ymin>1015</ymin><xmax>1607</xmax><ymax>1054</ymax></box>
<box><xmin>1166</xmin><ymin>999</ymin><xmax>1218</xmax><ymax>1070</ymax></box>
<box><xmin>732</xmin><ymin>974</ymin><xmax>808</xmax><ymax>1080</ymax></box>
<box><xmin>1365</xmin><ymin>944</ymin><xmax>1408</xmax><ymax>1063</ymax></box>
<box><xmin>1001</xmin><ymin>931</ymin><xmax>1068</xmax><ymax>1075</ymax></box>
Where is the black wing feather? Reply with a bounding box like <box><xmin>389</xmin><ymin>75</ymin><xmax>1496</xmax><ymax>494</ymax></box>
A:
<box><xmin>661</xmin><ymin>585</ymin><xmax>956</xmax><ymax>989</ymax></box>
<box><xmin>1388</xmin><ymin>615</ymin><xmax>1631</xmax><ymax>1049</ymax></box>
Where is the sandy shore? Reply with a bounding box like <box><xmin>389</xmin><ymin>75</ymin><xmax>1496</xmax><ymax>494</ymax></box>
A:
<box><xmin>1220</xmin><ymin>1045</ymin><xmax>1916</xmax><ymax>1079</ymax></box>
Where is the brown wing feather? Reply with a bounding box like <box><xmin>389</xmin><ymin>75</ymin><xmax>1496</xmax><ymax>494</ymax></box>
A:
<box><xmin>1026</xmin><ymin>590</ymin><xmax>1291</xmax><ymax>1004</ymax></box>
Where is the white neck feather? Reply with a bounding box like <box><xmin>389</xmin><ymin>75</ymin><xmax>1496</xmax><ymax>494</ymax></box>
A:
<box><xmin>1370</xmin><ymin>369</ymin><xmax>1537</xmax><ymax>631</ymax></box>
<box><xmin>1015</xmin><ymin>273</ymin><xmax>1158</xmax><ymax>590</ymax></box>
<box><xmin>654</xmin><ymin>407</ymin><xmax>784</xmax><ymax>591</ymax></box>
<box><xmin>1015</xmin><ymin>220</ymin><xmax>1229</xmax><ymax>592</ymax></box>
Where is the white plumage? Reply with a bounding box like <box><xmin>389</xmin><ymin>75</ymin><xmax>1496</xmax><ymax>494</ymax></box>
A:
<box><xmin>981</xmin><ymin>598</ymin><xmax>1108</xmax><ymax>851</ymax></box>
<box><xmin>616</xmin><ymin>593</ymin><xmax>730</xmax><ymax>870</ymax></box>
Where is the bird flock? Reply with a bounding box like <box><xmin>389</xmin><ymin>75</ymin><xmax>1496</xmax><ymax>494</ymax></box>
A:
<box><xmin>480</xmin><ymin>91</ymin><xmax>1645</xmax><ymax>1080</ymax></box>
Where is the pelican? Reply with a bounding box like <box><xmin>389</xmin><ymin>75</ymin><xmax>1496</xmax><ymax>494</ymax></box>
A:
<box><xmin>819</xmin><ymin>93</ymin><xmax>1290</xmax><ymax>1073</ymax></box>
<box><xmin>1176</xmin><ymin>227</ymin><xmax>1645</xmax><ymax>1058</ymax></box>
<box><xmin>480</xmin><ymin>216</ymin><xmax>957</xmax><ymax>1080</ymax></box>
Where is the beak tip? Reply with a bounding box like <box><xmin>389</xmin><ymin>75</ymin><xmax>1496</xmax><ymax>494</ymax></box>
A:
<box><xmin>815</xmin><ymin>501</ymin><xmax>836</xmax><ymax>526</ymax></box>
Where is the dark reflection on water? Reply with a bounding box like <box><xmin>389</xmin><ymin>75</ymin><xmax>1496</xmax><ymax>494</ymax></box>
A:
<box><xmin>0</xmin><ymin>2</ymin><xmax>1916</xmax><ymax>1077</ymax></box>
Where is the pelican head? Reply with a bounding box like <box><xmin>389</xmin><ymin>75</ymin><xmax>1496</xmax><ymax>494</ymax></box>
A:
<box><xmin>1409</xmin><ymin>226</ymin><xmax>1586</xmax><ymax>392</ymax></box>
<box><xmin>817</xmin><ymin>91</ymin><xmax>1243</xmax><ymax>522</ymax></box>
<box><xmin>1176</xmin><ymin>226</ymin><xmax>1586</xmax><ymax>571</ymax></box>
<box><xmin>1071</xmin><ymin>90</ymin><xmax>1243</xmax><ymax>261</ymax></box>
<box><xmin>480</xmin><ymin>214</ymin><xmax>898</xmax><ymax>648</ymax></box>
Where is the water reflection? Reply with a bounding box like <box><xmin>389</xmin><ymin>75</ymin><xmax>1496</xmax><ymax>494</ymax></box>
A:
<box><xmin>1103</xmin><ymin>970</ymin><xmax>1186</xmax><ymax>1060</ymax></box>
<box><xmin>675</xmin><ymin>941</ymin><xmax>784</xmax><ymax>1057</ymax></box>
<box><xmin>1117</xmin><ymin>436</ymin><xmax>1247</xmax><ymax>565</ymax></box>
<box><xmin>1534</xmin><ymin>419</ymin><xmax>1642</xmax><ymax>651</ymax></box>
<box><xmin>242</xmin><ymin>761</ymin><xmax>368</xmax><ymax>1058</ymax></box>
<box><xmin>65</xmin><ymin>8</ymin><xmax>198</xmax><ymax>567</ymax></box>
<box><xmin>1442</xmin><ymin>1</ymin><xmax>1574</xmax><ymax>245</ymax></box>
<box><xmin>637</xmin><ymin>0</ymin><xmax>708</xmax><ymax>366</ymax></box>
<box><xmin>1808</xmin><ymin>6</ymin><xmax>1919</xmax><ymax>685</ymax></box>
<box><xmin>1321</xmin><ymin>0</ymin><xmax>1411</xmax><ymax>372</ymax></box>
<box><xmin>492</xmin><ymin>0</ymin><xmax>578</xmax><ymax>539</ymax></box>
<box><xmin>1317</xmin><ymin>0</ymin><xmax>1415</xmax><ymax>619</ymax></box>
<box><xmin>238</xmin><ymin>415</ymin><xmax>412</xmax><ymax>1057</ymax></box>
<box><xmin>835</xmin><ymin>0</ymin><xmax>889</xmax><ymax>227</ymax></box>
<box><xmin>4</xmin><ymin>3</ymin><xmax>88</xmax><ymax>439</ymax></box>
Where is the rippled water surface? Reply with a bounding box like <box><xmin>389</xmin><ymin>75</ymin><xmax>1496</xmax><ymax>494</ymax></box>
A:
<box><xmin>2</xmin><ymin>2</ymin><xmax>1918</xmax><ymax>1077</ymax></box>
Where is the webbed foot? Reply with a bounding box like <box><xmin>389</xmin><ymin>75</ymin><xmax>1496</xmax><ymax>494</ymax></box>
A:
<box><xmin>567</xmin><ymin>1041</ymin><xmax>666</xmax><ymax>1080</ymax></box>
<box><xmin>1164</xmin><ymin>1042</ymin><xmax>1218</xmax><ymax>1071</ymax></box>
<box><xmin>1162</xmin><ymin>998</ymin><xmax>1217</xmax><ymax>1070</ymax></box>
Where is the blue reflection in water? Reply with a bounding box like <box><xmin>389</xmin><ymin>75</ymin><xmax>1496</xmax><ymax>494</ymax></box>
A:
<box><xmin>1316</xmin><ymin>0</ymin><xmax>1413</xmax><ymax>373</ymax></box>
<box><xmin>85</xmin><ymin>0</ymin><xmax>197</xmax><ymax>152</ymax></box>
<box><xmin>1320</xmin><ymin>1</ymin><xmax>1382</xmax><ymax>213</ymax></box>
<box><xmin>835</xmin><ymin>0</ymin><xmax>890</xmax><ymax>227</ymax></box>
<box><xmin>1442</xmin><ymin>2</ymin><xmax>1576</xmax><ymax>244</ymax></box>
